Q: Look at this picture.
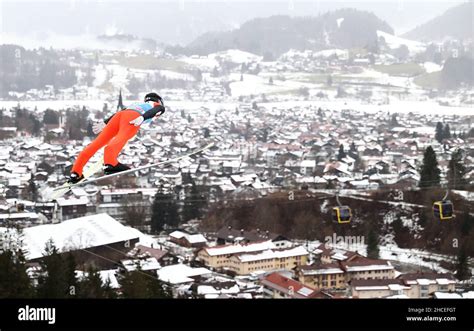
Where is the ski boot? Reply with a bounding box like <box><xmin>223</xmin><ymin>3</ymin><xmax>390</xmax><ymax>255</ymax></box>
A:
<box><xmin>104</xmin><ymin>162</ymin><xmax>131</xmax><ymax>175</ymax></box>
<box><xmin>68</xmin><ymin>172</ymin><xmax>84</xmax><ymax>184</ymax></box>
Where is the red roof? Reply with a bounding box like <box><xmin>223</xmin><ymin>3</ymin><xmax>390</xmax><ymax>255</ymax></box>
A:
<box><xmin>261</xmin><ymin>272</ymin><xmax>320</xmax><ymax>298</ymax></box>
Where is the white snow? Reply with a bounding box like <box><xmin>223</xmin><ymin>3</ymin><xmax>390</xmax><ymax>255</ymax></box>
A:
<box><xmin>346</xmin><ymin>264</ymin><xmax>394</xmax><ymax>272</ymax></box>
<box><xmin>237</xmin><ymin>246</ymin><xmax>308</xmax><ymax>262</ymax></box>
<box><xmin>336</xmin><ymin>18</ymin><xmax>345</xmax><ymax>28</ymax></box>
<box><xmin>301</xmin><ymin>268</ymin><xmax>344</xmax><ymax>275</ymax></box>
<box><xmin>204</xmin><ymin>240</ymin><xmax>276</xmax><ymax>256</ymax></box>
<box><xmin>462</xmin><ymin>291</ymin><xmax>474</xmax><ymax>298</ymax></box>
<box><xmin>0</xmin><ymin>100</ymin><xmax>107</xmax><ymax>112</ymax></box>
<box><xmin>433</xmin><ymin>292</ymin><xmax>462</xmax><ymax>299</ymax></box>
<box><xmin>156</xmin><ymin>264</ymin><xmax>212</xmax><ymax>284</ymax></box>
<box><xmin>452</xmin><ymin>190</ymin><xmax>474</xmax><ymax>201</ymax></box>
<box><xmin>423</xmin><ymin>62</ymin><xmax>442</xmax><ymax>73</ymax></box>
<box><xmin>197</xmin><ymin>284</ymin><xmax>240</xmax><ymax>295</ymax></box>
<box><xmin>121</xmin><ymin>257</ymin><xmax>161</xmax><ymax>271</ymax></box>
<box><xmin>0</xmin><ymin>213</ymin><xmax>145</xmax><ymax>260</ymax></box>
<box><xmin>210</xmin><ymin>49</ymin><xmax>262</xmax><ymax>64</ymax></box>
<box><xmin>259</xmin><ymin>99</ymin><xmax>474</xmax><ymax>116</ymax></box>
<box><xmin>56</xmin><ymin>196</ymin><xmax>89</xmax><ymax>207</ymax></box>
<box><xmin>377</xmin><ymin>30</ymin><xmax>426</xmax><ymax>54</ymax></box>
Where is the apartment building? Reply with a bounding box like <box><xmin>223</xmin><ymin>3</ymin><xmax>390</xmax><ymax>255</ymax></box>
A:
<box><xmin>261</xmin><ymin>272</ymin><xmax>332</xmax><ymax>299</ymax></box>
<box><xmin>228</xmin><ymin>246</ymin><xmax>309</xmax><ymax>275</ymax></box>
<box><xmin>296</xmin><ymin>263</ymin><xmax>346</xmax><ymax>290</ymax></box>
<box><xmin>341</xmin><ymin>256</ymin><xmax>395</xmax><ymax>281</ymax></box>
<box><xmin>397</xmin><ymin>272</ymin><xmax>457</xmax><ymax>298</ymax></box>
<box><xmin>196</xmin><ymin>241</ymin><xmax>308</xmax><ymax>275</ymax></box>
<box><xmin>196</xmin><ymin>240</ymin><xmax>276</xmax><ymax>269</ymax></box>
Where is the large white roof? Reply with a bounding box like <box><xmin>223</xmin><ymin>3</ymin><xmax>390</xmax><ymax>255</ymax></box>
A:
<box><xmin>204</xmin><ymin>240</ymin><xmax>276</xmax><ymax>256</ymax></box>
<box><xmin>157</xmin><ymin>264</ymin><xmax>211</xmax><ymax>284</ymax></box>
<box><xmin>0</xmin><ymin>213</ymin><xmax>144</xmax><ymax>260</ymax></box>
<box><xmin>237</xmin><ymin>246</ymin><xmax>308</xmax><ymax>262</ymax></box>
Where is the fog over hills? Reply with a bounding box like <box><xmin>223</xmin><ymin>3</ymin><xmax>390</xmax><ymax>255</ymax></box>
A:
<box><xmin>1</xmin><ymin>1</ymin><xmax>465</xmax><ymax>48</ymax></box>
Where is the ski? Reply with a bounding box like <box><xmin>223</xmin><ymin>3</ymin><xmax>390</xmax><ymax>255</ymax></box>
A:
<box><xmin>45</xmin><ymin>154</ymin><xmax>105</xmax><ymax>200</ymax></box>
<box><xmin>53</xmin><ymin>141</ymin><xmax>215</xmax><ymax>191</ymax></box>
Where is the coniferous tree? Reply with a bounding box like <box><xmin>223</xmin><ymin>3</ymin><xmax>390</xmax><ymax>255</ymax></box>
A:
<box><xmin>419</xmin><ymin>146</ymin><xmax>441</xmax><ymax>188</ymax></box>
<box><xmin>455</xmin><ymin>245</ymin><xmax>471</xmax><ymax>281</ymax></box>
<box><xmin>182</xmin><ymin>183</ymin><xmax>205</xmax><ymax>222</ymax></box>
<box><xmin>337</xmin><ymin>144</ymin><xmax>346</xmax><ymax>161</ymax></box>
<box><xmin>78</xmin><ymin>266</ymin><xmax>117</xmax><ymax>298</ymax></box>
<box><xmin>120</xmin><ymin>268</ymin><xmax>171</xmax><ymax>298</ymax></box>
<box><xmin>447</xmin><ymin>149</ymin><xmax>466</xmax><ymax>189</ymax></box>
<box><xmin>151</xmin><ymin>188</ymin><xmax>180</xmax><ymax>233</ymax></box>
<box><xmin>366</xmin><ymin>228</ymin><xmax>379</xmax><ymax>259</ymax></box>
<box><xmin>87</xmin><ymin>122</ymin><xmax>94</xmax><ymax>137</ymax></box>
<box><xmin>443</xmin><ymin>124</ymin><xmax>451</xmax><ymax>140</ymax></box>
<box><xmin>435</xmin><ymin>122</ymin><xmax>444</xmax><ymax>143</ymax></box>
<box><xmin>0</xmin><ymin>249</ymin><xmax>33</xmax><ymax>298</ymax></box>
<box><xmin>36</xmin><ymin>240</ymin><xmax>76</xmax><ymax>298</ymax></box>
<box><xmin>390</xmin><ymin>113</ymin><xmax>398</xmax><ymax>127</ymax></box>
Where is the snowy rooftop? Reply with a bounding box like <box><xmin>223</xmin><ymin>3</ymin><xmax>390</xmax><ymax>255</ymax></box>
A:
<box><xmin>433</xmin><ymin>292</ymin><xmax>462</xmax><ymax>299</ymax></box>
<box><xmin>346</xmin><ymin>264</ymin><xmax>394</xmax><ymax>272</ymax></box>
<box><xmin>157</xmin><ymin>264</ymin><xmax>212</xmax><ymax>284</ymax></box>
<box><xmin>121</xmin><ymin>257</ymin><xmax>161</xmax><ymax>272</ymax></box>
<box><xmin>0</xmin><ymin>213</ymin><xmax>144</xmax><ymax>260</ymax></box>
<box><xmin>203</xmin><ymin>240</ymin><xmax>276</xmax><ymax>256</ymax></box>
<box><xmin>236</xmin><ymin>246</ymin><xmax>308</xmax><ymax>262</ymax></box>
<box><xmin>169</xmin><ymin>230</ymin><xmax>207</xmax><ymax>244</ymax></box>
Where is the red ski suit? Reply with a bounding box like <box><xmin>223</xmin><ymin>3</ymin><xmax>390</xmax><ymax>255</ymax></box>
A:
<box><xmin>71</xmin><ymin>110</ymin><xmax>141</xmax><ymax>176</ymax></box>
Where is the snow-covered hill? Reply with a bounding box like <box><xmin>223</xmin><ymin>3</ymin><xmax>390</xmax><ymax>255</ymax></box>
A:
<box><xmin>377</xmin><ymin>30</ymin><xmax>426</xmax><ymax>54</ymax></box>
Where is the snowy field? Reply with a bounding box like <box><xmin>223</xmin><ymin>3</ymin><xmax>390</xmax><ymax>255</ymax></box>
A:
<box><xmin>2</xmin><ymin>99</ymin><xmax>472</xmax><ymax>117</ymax></box>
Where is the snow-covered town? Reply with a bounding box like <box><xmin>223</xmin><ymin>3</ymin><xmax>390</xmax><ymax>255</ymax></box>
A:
<box><xmin>0</xmin><ymin>2</ymin><xmax>473</xmax><ymax>304</ymax></box>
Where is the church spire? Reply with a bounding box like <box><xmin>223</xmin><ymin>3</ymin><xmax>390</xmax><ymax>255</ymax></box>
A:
<box><xmin>117</xmin><ymin>89</ymin><xmax>124</xmax><ymax>110</ymax></box>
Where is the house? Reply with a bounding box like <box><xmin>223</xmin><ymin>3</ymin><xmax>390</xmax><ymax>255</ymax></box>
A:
<box><xmin>341</xmin><ymin>255</ymin><xmax>396</xmax><ymax>281</ymax></box>
<box><xmin>296</xmin><ymin>263</ymin><xmax>346</xmax><ymax>290</ymax></box>
<box><xmin>196</xmin><ymin>241</ymin><xmax>276</xmax><ymax>270</ymax></box>
<box><xmin>397</xmin><ymin>272</ymin><xmax>457</xmax><ymax>298</ymax></box>
<box><xmin>260</xmin><ymin>272</ymin><xmax>332</xmax><ymax>299</ymax></box>
<box><xmin>120</xmin><ymin>257</ymin><xmax>161</xmax><ymax>272</ymax></box>
<box><xmin>227</xmin><ymin>246</ymin><xmax>309</xmax><ymax>275</ymax></box>
<box><xmin>0</xmin><ymin>213</ymin><xmax>144</xmax><ymax>269</ymax></box>
<box><xmin>56</xmin><ymin>196</ymin><xmax>89</xmax><ymax>220</ymax></box>
<box><xmin>320</xmin><ymin>246</ymin><xmax>361</xmax><ymax>264</ymax></box>
<box><xmin>127</xmin><ymin>244</ymin><xmax>168</xmax><ymax>262</ymax></box>
<box><xmin>350</xmin><ymin>279</ymin><xmax>411</xmax><ymax>298</ymax></box>
<box><xmin>169</xmin><ymin>230</ymin><xmax>207</xmax><ymax>248</ymax></box>
<box><xmin>216</xmin><ymin>226</ymin><xmax>291</xmax><ymax>247</ymax></box>
<box><xmin>156</xmin><ymin>264</ymin><xmax>212</xmax><ymax>285</ymax></box>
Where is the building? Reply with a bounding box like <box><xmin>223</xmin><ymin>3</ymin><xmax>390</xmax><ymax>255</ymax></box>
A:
<box><xmin>397</xmin><ymin>272</ymin><xmax>457</xmax><ymax>298</ymax></box>
<box><xmin>261</xmin><ymin>272</ymin><xmax>332</xmax><ymax>299</ymax></box>
<box><xmin>196</xmin><ymin>241</ymin><xmax>276</xmax><ymax>270</ymax></box>
<box><xmin>341</xmin><ymin>255</ymin><xmax>396</xmax><ymax>281</ymax></box>
<box><xmin>169</xmin><ymin>230</ymin><xmax>208</xmax><ymax>248</ymax></box>
<box><xmin>0</xmin><ymin>213</ymin><xmax>144</xmax><ymax>269</ymax></box>
<box><xmin>216</xmin><ymin>226</ymin><xmax>291</xmax><ymax>247</ymax></box>
<box><xmin>228</xmin><ymin>246</ymin><xmax>309</xmax><ymax>275</ymax></box>
<box><xmin>296</xmin><ymin>263</ymin><xmax>346</xmax><ymax>290</ymax></box>
<box><xmin>350</xmin><ymin>279</ymin><xmax>411</xmax><ymax>298</ymax></box>
<box><xmin>56</xmin><ymin>196</ymin><xmax>89</xmax><ymax>220</ymax></box>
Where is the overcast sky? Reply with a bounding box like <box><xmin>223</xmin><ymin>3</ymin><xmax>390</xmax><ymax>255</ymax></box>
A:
<box><xmin>0</xmin><ymin>0</ymin><xmax>466</xmax><ymax>47</ymax></box>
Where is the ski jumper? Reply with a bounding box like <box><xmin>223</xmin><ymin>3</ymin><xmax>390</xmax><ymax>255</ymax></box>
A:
<box><xmin>71</xmin><ymin>102</ymin><xmax>163</xmax><ymax>176</ymax></box>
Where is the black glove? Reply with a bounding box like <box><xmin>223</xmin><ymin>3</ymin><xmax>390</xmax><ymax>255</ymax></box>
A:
<box><xmin>143</xmin><ymin>105</ymin><xmax>165</xmax><ymax>120</ymax></box>
<box><xmin>157</xmin><ymin>106</ymin><xmax>166</xmax><ymax>116</ymax></box>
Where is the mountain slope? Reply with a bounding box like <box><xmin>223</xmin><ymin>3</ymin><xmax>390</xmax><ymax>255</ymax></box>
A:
<box><xmin>168</xmin><ymin>9</ymin><xmax>393</xmax><ymax>58</ymax></box>
<box><xmin>403</xmin><ymin>2</ymin><xmax>473</xmax><ymax>41</ymax></box>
